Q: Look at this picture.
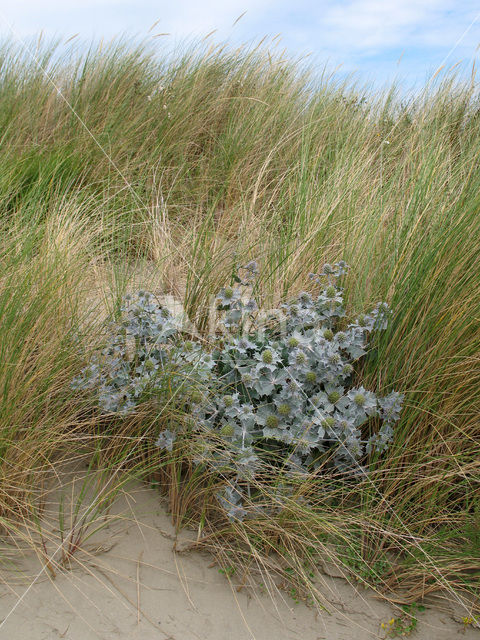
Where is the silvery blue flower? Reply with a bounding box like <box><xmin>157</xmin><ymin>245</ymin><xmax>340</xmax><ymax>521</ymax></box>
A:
<box><xmin>231</xmin><ymin>336</ymin><xmax>256</xmax><ymax>354</ymax></box>
<box><xmin>234</xmin><ymin>446</ymin><xmax>259</xmax><ymax>477</ymax></box>
<box><xmin>254</xmin><ymin>347</ymin><xmax>281</xmax><ymax>372</ymax></box>
<box><xmin>315</xmin><ymin>384</ymin><xmax>344</xmax><ymax>413</ymax></box>
<box><xmin>155</xmin><ymin>429</ymin><xmax>176</xmax><ymax>451</ymax></box>
<box><xmin>372</xmin><ymin>302</ymin><xmax>391</xmax><ymax>331</ymax></box>
<box><xmin>293</xmin><ymin>430</ymin><xmax>321</xmax><ymax>455</ymax></box>
<box><xmin>347</xmin><ymin>387</ymin><xmax>378</xmax><ymax>416</ymax></box>
<box><xmin>297</xmin><ymin>291</ymin><xmax>313</xmax><ymax>307</ymax></box>
<box><xmin>255</xmin><ymin>404</ymin><xmax>291</xmax><ymax>434</ymax></box>
<box><xmin>216</xmin><ymin>286</ymin><xmax>242</xmax><ymax>308</ymax></box>
<box><xmin>218</xmin><ymin>392</ymin><xmax>241</xmax><ymax>416</ymax></box>
<box><xmin>235</xmin><ymin>403</ymin><xmax>256</xmax><ymax>429</ymax></box>
<box><xmin>243</xmin><ymin>259</ymin><xmax>258</xmax><ymax>274</ymax></box>
<box><xmin>283</xmin><ymin>330</ymin><xmax>309</xmax><ymax>350</ymax></box>
<box><xmin>285</xmin><ymin>453</ymin><xmax>307</xmax><ymax>474</ymax></box>
<box><xmin>244</xmin><ymin>298</ymin><xmax>258</xmax><ymax>313</ymax></box>
<box><xmin>218</xmin><ymin>485</ymin><xmax>246</xmax><ymax>521</ymax></box>
<box><xmin>378</xmin><ymin>391</ymin><xmax>404</xmax><ymax>422</ymax></box>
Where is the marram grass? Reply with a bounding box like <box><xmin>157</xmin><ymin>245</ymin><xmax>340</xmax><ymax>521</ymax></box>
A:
<box><xmin>0</xmin><ymin>34</ymin><xmax>478</xmax><ymax>613</ymax></box>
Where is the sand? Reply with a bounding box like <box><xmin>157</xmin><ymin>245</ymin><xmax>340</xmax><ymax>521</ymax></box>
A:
<box><xmin>0</xmin><ymin>473</ymin><xmax>477</xmax><ymax>640</ymax></box>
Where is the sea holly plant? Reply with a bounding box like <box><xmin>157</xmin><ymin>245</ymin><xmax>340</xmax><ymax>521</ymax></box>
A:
<box><xmin>72</xmin><ymin>261</ymin><xmax>404</xmax><ymax>521</ymax></box>
<box><xmin>71</xmin><ymin>291</ymin><xmax>215</xmax><ymax>415</ymax></box>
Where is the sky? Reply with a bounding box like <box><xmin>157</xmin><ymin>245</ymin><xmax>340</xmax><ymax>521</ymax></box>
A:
<box><xmin>1</xmin><ymin>1</ymin><xmax>479</xmax><ymax>91</ymax></box>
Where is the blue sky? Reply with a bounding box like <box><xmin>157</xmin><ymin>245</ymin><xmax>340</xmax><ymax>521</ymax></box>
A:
<box><xmin>1</xmin><ymin>1</ymin><xmax>479</xmax><ymax>91</ymax></box>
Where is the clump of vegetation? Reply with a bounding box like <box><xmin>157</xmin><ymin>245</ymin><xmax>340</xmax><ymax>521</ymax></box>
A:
<box><xmin>381</xmin><ymin>602</ymin><xmax>426</xmax><ymax>637</ymax></box>
<box><xmin>73</xmin><ymin>260</ymin><xmax>403</xmax><ymax>520</ymax></box>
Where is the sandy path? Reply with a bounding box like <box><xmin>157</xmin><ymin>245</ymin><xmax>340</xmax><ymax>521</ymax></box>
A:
<box><xmin>0</xmin><ymin>479</ymin><xmax>477</xmax><ymax>640</ymax></box>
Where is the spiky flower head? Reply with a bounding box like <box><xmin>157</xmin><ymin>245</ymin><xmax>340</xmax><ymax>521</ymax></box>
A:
<box><xmin>224</xmin><ymin>287</ymin><xmax>234</xmax><ymax>300</ymax></box>
<box><xmin>328</xmin><ymin>391</ymin><xmax>341</xmax><ymax>404</ymax></box>
<box><xmin>265</xmin><ymin>414</ymin><xmax>279</xmax><ymax>429</ymax></box>
<box><xmin>243</xmin><ymin>260</ymin><xmax>258</xmax><ymax>273</ymax></box>
<box><xmin>322</xmin><ymin>417</ymin><xmax>335</xmax><ymax>429</ymax></box>
<box><xmin>329</xmin><ymin>353</ymin><xmax>341</xmax><ymax>365</ymax></box>
<box><xmin>288</xmin><ymin>380</ymin><xmax>298</xmax><ymax>392</ymax></box>
<box><xmin>354</xmin><ymin>393</ymin><xmax>366</xmax><ymax>407</ymax></box>
<box><xmin>323</xmin><ymin>329</ymin><xmax>334</xmax><ymax>341</ymax></box>
<box><xmin>288</xmin><ymin>336</ymin><xmax>299</xmax><ymax>348</ymax></box>
<box><xmin>343</xmin><ymin>364</ymin><xmax>353</xmax><ymax>375</ymax></box>
<box><xmin>306</xmin><ymin>371</ymin><xmax>317</xmax><ymax>384</ymax></box>
<box><xmin>326</xmin><ymin>285</ymin><xmax>336</xmax><ymax>299</ymax></box>
<box><xmin>262</xmin><ymin>350</ymin><xmax>273</xmax><ymax>364</ymax></box>
<box><xmin>277</xmin><ymin>403</ymin><xmax>291</xmax><ymax>417</ymax></box>
<box><xmin>237</xmin><ymin>338</ymin><xmax>251</xmax><ymax>350</ymax></box>
<box><xmin>240</xmin><ymin>403</ymin><xmax>254</xmax><ymax>415</ymax></box>
<box><xmin>296</xmin><ymin>351</ymin><xmax>307</xmax><ymax>365</ymax></box>
<box><xmin>223</xmin><ymin>395</ymin><xmax>234</xmax><ymax>408</ymax></box>
<box><xmin>220</xmin><ymin>423</ymin><xmax>235</xmax><ymax>437</ymax></box>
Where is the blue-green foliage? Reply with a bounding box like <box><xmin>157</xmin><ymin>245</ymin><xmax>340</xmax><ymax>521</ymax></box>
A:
<box><xmin>72</xmin><ymin>261</ymin><xmax>403</xmax><ymax>520</ymax></box>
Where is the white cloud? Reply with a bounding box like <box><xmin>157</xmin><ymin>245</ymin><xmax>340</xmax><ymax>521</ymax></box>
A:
<box><xmin>0</xmin><ymin>0</ymin><xmax>478</xmax><ymax>86</ymax></box>
<box><xmin>0</xmin><ymin>1</ymin><xmax>274</xmax><ymax>37</ymax></box>
<box><xmin>5</xmin><ymin>0</ymin><xmax>131</xmax><ymax>8</ymax></box>
<box><xmin>153</xmin><ymin>0</ymin><xmax>274</xmax><ymax>35</ymax></box>
<box><xmin>318</xmin><ymin>0</ymin><xmax>479</xmax><ymax>54</ymax></box>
